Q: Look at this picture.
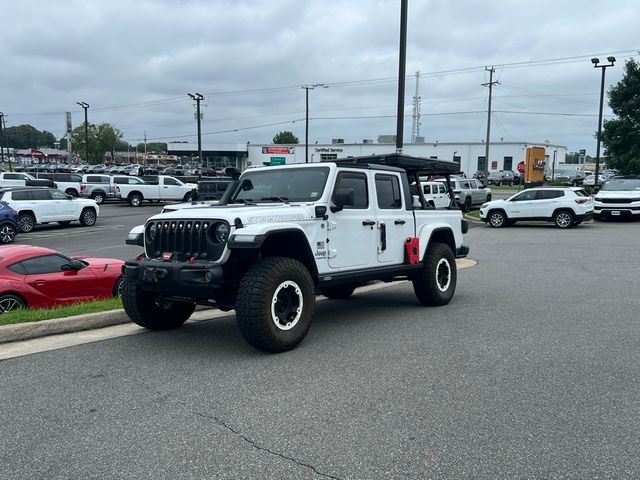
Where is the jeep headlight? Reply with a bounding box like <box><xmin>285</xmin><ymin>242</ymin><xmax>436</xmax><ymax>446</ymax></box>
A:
<box><xmin>214</xmin><ymin>223</ymin><xmax>230</xmax><ymax>243</ymax></box>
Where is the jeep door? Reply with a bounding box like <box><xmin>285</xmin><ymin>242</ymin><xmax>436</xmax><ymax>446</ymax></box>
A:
<box><xmin>374</xmin><ymin>173</ymin><xmax>410</xmax><ymax>265</ymax></box>
<box><xmin>505</xmin><ymin>189</ymin><xmax>538</xmax><ymax>219</ymax></box>
<box><xmin>160</xmin><ymin>177</ymin><xmax>185</xmax><ymax>200</ymax></box>
<box><xmin>327</xmin><ymin>171</ymin><xmax>377</xmax><ymax>270</ymax></box>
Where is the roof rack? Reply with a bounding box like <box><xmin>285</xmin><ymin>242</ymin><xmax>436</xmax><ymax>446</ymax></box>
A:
<box><xmin>330</xmin><ymin>153</ymin><xmax>461</xmax><ymax>176</ymax></box>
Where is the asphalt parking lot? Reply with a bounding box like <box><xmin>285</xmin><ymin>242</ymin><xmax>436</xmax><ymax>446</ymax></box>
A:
<box><xmin>1</xmin><ymin>214</ymin><xmax>639</xmax><ymax>479</ymax></box>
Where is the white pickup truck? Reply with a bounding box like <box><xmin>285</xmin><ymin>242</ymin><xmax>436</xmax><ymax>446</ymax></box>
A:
<box><xmin>122</xmin><ymin>154</ymin><xmax>469</xmax><ymax>352</ymax></box>
<box><xmin>0</xmin><ymin>172</ymin><xmax>55</xmax><ymax>188</ymax></box>
<box><xmin>116</xmin><ymin>175</ymin><xmax>197</xmax><ymax>206</ymax></box>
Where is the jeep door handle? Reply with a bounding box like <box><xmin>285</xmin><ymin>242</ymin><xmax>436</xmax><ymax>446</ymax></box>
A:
<box><xmin>394</xmin><ymin>219</ymin><xmax>406</xmax><ymax>225</ymax></box>
<box><xmin>362</xmin><ymin>220</ymin><xmax>376</xmax><ymax>226</ymax></box>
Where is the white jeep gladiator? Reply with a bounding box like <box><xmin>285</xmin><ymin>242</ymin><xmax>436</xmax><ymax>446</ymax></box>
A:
<box><xmin>122</xmin><ymin>154</ymin><xmax>469</xmax><ymax>352</ymax></box>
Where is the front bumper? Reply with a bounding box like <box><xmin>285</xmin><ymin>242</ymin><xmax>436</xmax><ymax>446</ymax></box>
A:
<box><xmin>594</xmin><ymin>205</ymin><xmax>640</xmax><ymax>217</ymax></box>
<box><xmin>122</xmin><ymin>258</ymin><xmax>224</xmax><ymax>299</ymax></box>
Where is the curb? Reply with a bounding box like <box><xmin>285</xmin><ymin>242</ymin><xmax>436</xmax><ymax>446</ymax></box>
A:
<box><xmin>0</xmin><ymin>309</ymin><xmax>130</xmax><ymax>345</ymax></box>
<box><xmin>0</xmin><ymin>259</ymin><xmax>478</xmax><ymax>345</ymax></box>
<box><xmin>463</xmin><ymin>213</ymin><xmax>483</xmax><ymax>224</ymax></box>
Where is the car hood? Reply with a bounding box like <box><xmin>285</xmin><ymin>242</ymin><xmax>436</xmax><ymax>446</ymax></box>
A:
<box><xmin>149</xmin><ymin>203</ymin><xmax>315</xmax><ymax>225</ymax></box>
<box><xmin>596</xmin><ymin>191</ymin><xmax>640</xmax><ymax>199</ymax></box>
<box><xmin>481</xmin><ymin>199</ymin><xmax>508</xmax><ymax>208</ymax></box>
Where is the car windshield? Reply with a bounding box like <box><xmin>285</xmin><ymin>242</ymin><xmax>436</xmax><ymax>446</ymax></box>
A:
<box><xmin>231</xmin><ymin>167</ymin><xmax>330</xmax><ymax>203</ymax></box>
<box><xmin>600</xmin><ymin>179</ymin><xmax>640</xmax><ymax>191</ymax></box>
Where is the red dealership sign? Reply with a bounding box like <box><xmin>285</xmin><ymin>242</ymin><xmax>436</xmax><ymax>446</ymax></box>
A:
<box><xmin>262</xmin><ymin>146</ymin><xmax>292</xmax><ymax>154</ymax></box>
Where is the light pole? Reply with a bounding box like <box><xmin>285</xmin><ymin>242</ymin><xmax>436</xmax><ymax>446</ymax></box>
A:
<box><xmin>591</xmin><ymin>56</ymin><xmax>615</xmax><ymax>187</ymax></box>
<box><xmin>188</xmin><ymin>93</ymin><xmax>204</xmax><ymax>165</ymax></box>
<box><xmin>302</xmin><ymin>84</ymin><xmax>328</xmax><ymax>163</ymax></box>
<box><xmin>76</xmin><ymin>101</ymin><xmax>89</xmax><ymax>163</ymax></box>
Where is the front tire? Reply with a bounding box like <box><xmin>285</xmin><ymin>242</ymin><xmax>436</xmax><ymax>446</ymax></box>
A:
<box><xmin>554</xmin><ymin>210</ymin><xmax>574</xmax><ymax>229</ymax></box>
<box><xmin>235</xmin><ymin>257</ymin><xmax>315</xmax><ymax>353</ymax></box>
<box><xmin>80</xmin><ymin>208</ymin><xmax>97</xmax><ymax>226</ymax></box>
<box><xmin>18</xmin><ymin>213</ymin><xmax>36</xmax><ymax>233</ymax></box>
<box><xmin>412</xmin><ymin>242</ymin><xmax>457</xmax><ymax>306</ymax></box>
<box><xmin>0</xmin><ymin>222</ymin><xmax>17</xmax><ymax>244</ymax></box>
<box><xmin>121</xmin><ymin>280</ymin><xmax>195</xmax><ymax>330</ymax></box>
<box><xmin>488</xmin><ymin>210</ymin><xmax>507</xmax><ymax>228</ymax></box>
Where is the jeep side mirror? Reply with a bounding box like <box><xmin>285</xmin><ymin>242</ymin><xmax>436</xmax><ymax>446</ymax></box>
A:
<box><xmin>331</xmin><ymin>188</ymin><xmax>354</xmax><ymax>212</ymax></box>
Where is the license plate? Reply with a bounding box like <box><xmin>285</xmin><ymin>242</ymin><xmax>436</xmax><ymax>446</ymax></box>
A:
<box><xmin>611</xmin><ymin>211</ymin><xmax>620</xmax><ymax>216</ymax></box>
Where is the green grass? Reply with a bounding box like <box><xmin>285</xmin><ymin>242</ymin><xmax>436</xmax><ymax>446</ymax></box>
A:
<box><xmin>487</xmin><ymin>185</ymin><xmax>522</xmax><ymax>190</ymax></box>
<box><xmin>466</xmin><ymin>210</ymin><xmax>481</xmax><ymax>219</ymax></box>
<box><xmin>0</xmin><ymin>297</ymin><xmax>123</xmax><ymax>326</ymax></box>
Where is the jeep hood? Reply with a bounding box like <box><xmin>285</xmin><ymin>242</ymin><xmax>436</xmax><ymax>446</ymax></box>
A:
<box><xmin>149</xmin><ymin>203</ymin><xmax>315</xmax><ymax>225</ymax></box>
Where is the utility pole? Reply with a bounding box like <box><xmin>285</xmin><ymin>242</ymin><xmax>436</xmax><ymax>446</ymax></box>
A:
<box><xmin>395</xmin><ymin>0</ymin><xmax>408</xmax><ymax>153</ymax></box>
<box><xmin>591</xmin><ymin>57</ymin><xmax>615</xmax><ymax>187</ymax></box>
<box><xmin>188</xmin><ymin>93</ymin><xmax>204</xmax><ymax>165</ymax></box>
<box><xmin>411</xmin><ymin>71</ymin><xmax>422</xmax><ymax>144</ymax></box>
<box><xmin>144</xmin><ymin>131</ymin><xmax>148</xmax><ymax>167</ymax></box>
<box><xmin>302</xmin><ymin>84</ymin><xmax>327</xmax><ymax>163</ymax></box>
<box><xmin>76</xmin><ymin>102</ymin><xmax>89</xmax><ymax>163</ymax></box>
<box><xmin>0</xmin><ymin>112</ymin><xmax>7</xmax><ymax>171</ymax></box>
<box><xmin>482</xmin><ymin>67</ymin><xmax>499</xmax><ymax>183</ymax></box>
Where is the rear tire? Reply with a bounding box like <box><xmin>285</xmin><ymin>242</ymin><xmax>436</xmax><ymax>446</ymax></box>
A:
<box><xmin>554</xmin><ymin>210</ymin><xmax>574</xmax><ymax>229</ymax></box>
<box><xmin>18</xmin><ymin>213</ymin><xmax>36</xmax><ymax>233</ymax></box>
<box><xmin>0</xmin><ymin>222</ymin><xmax>17</xmax><ymax>244</ymax></box>
<box><xmin>462</xmin><ymin>197</ymin><xmax>471</xmax><ymax>213</ymax></box>
<box><xmin>235</xmin><ymin>257</ymin><xmax>315</xmax><ymax>352</ymax></box>
<box><xmin>91</xmin><ymin>192</ymin><xmax>105</xmax><ymax>204</ymax></box>
<box><xmin>121</xmin><ymin>280</ymin><xmax>195</xmax><ymax>330</ymax></box>
<box><xmin>129</xmin><ymin>193</ymin><xmax>143</xmax><ymax>207</ymax></box>
<box><xmin>322</xmin><ymin>285</ymin><xmax>356</xmax><ymax>299</ymax></box>
<box><xmin>0</xmin><ymin>294</ymin><xmax>27</xmax><ymax>314</ymax></box>
<box><xmin>412</xmin><ymin>242</ymin><xmax>457</xmax><ymax>306</ymax></box>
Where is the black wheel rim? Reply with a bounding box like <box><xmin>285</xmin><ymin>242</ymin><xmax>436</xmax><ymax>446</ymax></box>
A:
<box><xmin>271</xmin><ymin>281</ymin><xmax>303</xmax><ymax>331</ymax></box>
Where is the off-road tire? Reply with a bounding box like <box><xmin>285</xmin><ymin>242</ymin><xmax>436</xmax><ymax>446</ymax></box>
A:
<box><xmin>462</xmin><ymin>197</ymin><xmax>471</xmax><ymax>213</ymax></box>
<box><xmin>235</xmin><ymin>257</ymin><xmax>315</xmax><ymax>353</ymax></box>
<box><xmin>554</xmin><ymin>210</ymin><xmax>574</xmax><ymax>229</ymax></box>
<box><xmin>0</xmin><ymin>222</ymin><xmax>17</xmax><ymax>244</ymax></box>
<box><xmin>0</xmin><ymin>294</ymin><xmax>27</xmax><ymax>313</ymax></box>
<box><xmin>91</xmin><ymin>192</ymin><xmax>105</xmax><ymax>204</ymax></box>
<box><xmin>412</xmin><ymin>242</ymin><xmax>457</xmax><ymax>306</ymax></box>
<box><xmin>322</xmin><ymin>285</ymin><xmax>356</xmax><ymax>299</ymax></box>
<box><xmin>129</xmin><ymin>193</ymin><xmax>143</xmax><ymax>207</ymax></box>
<box><xmin>80</xmin><ymin>208</ymin><xmax>97</xmax><ymax>226</ymax></box>
<box><xmin>18</xmin><ymin>213</ymin><xmax>36</xmax><ymax>233</ymax></box>
<box><xmin>121</xmin><ymin>279</ymin><xmax>195</xmax><ymax>330</ymax></box>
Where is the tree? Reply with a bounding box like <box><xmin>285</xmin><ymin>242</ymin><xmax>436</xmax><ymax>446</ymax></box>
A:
<box><xmin>601</xmin><ymin>58</ymin><xmax>640</xmax><ymax>174</ymax></box>
<box><xmin>4</xmin><ymin>124</ymin><xmax>56</xmax><ymax>149</ymax></box>
<box><xmin>70</xmin><ymin>122</ymin><xmax>124</xmax><ymax>163</ymax></box>
<box><xmin>136</xmin><ymin>142</ymin><xmax>167</xmax><ymax>154</ymax></box>
<box><xmin>272</xmin><ymin>131</ymin><xmax>299</xmax><ymax>144</ymax></box>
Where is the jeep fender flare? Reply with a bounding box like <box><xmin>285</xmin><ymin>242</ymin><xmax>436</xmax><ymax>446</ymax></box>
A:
<box><xmin>228</xmin><ymin>223</ymin><xmax>319</xmax><ymax>281</ymax></box>
<box><xmin>416</xmin><ymin>224</ymin><xmax>458</xmax><ymax>261</ymax></box>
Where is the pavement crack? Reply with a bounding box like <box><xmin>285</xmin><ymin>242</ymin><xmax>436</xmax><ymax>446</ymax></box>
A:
<box><xmin>123</xmin><ymin>375</ymin><xmax>343</xmax><ymax>480</ymax></box>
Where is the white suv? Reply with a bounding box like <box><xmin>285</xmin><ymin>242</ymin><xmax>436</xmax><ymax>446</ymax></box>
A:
<box><xmin>593</xmin><ymin>176</ymin><xmax>640</xmax><ymax>220</ymax></box>
<box><xmin>480</xmin><ymin>187</ymin><xmax>593</xmax><ymax>229</ymax></box>
<box><xmin>0</xmin><ymin>187</ymin><xmax>99</xmax><ymax>233</ymax></box>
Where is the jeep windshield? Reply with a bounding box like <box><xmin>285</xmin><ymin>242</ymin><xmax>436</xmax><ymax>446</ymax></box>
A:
<box><xmin>230</xmin><ymin>167</ymin><xmax>330</xmax><ymax>203</ymax></box>
<box><xmin>600</xmin><ymin>178</ymin><xmax>640</xmax><ymax>191</ymax></box>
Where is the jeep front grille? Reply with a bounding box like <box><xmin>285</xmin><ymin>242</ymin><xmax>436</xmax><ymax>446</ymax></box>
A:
<box><xmin>145</xmin><ymin>219</ymin><xmax>227</xmax><ymax>261</ymax></box>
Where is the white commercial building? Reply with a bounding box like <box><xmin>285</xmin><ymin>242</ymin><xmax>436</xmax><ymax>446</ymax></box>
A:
<box><xmin>246</xmin><ymin>141</ymin><xmax>567</xmax><ymax>177</ymax></box>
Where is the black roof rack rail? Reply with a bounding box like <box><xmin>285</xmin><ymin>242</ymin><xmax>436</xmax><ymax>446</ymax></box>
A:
<box><xmin>329</xmin><ymin>153</ymin><xmax>461</xmax><ymax>176</ymax></box>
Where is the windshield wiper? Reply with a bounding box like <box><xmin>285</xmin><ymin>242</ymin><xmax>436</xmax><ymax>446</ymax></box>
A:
<box><xmin>229</xmin><ymin>198</ymin><xmax>256</xmax><ymax>204</ymax></box>
<box><xmin>260</xmin><ymin>196</ymin><xmax>289</xmax><ymax>203</ymax></box>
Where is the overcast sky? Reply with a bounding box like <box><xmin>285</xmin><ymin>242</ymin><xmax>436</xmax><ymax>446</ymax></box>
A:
<box><xmin>1</xmin><ymin>0</ymin><xmax>638</xmax><ymax>155</ymax></box>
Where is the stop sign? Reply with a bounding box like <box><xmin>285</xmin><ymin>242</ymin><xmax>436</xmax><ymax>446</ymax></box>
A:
<box><xmin>517</xmin><ymin>161</ymin><xmax>526</xmax><ymax>174</ymax></box>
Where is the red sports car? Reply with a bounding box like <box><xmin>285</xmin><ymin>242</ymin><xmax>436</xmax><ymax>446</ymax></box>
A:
<box><xmin>0</xmin><ymin>245</ymin><xmax>124</xmax><ymax>313</ymax></box>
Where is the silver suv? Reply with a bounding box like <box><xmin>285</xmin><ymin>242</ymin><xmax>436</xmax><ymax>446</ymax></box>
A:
<box><xmin>438</xmin><ymin>178</ymin><xmax>492</xmax><ymax>212</ymax></box>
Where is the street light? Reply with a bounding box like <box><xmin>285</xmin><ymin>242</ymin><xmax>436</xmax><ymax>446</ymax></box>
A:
<box><xmin>187</xmin><ymin>93</ymin><xmax>204</xmax><ymax>166</ymax></box>
<box><xmin>591</xmin><ymin>56</ymin><xmax>615</xmax><ymax>186</ymax></box>
<box><xmin>302</xmin><ymin>84</ymin><xmax>328</xmax><ymax>163</ymax></box>
<box><xmin>76</xmin><ymin>101</ymin><xmax>89</xmax><ymax>163</ymax></box>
